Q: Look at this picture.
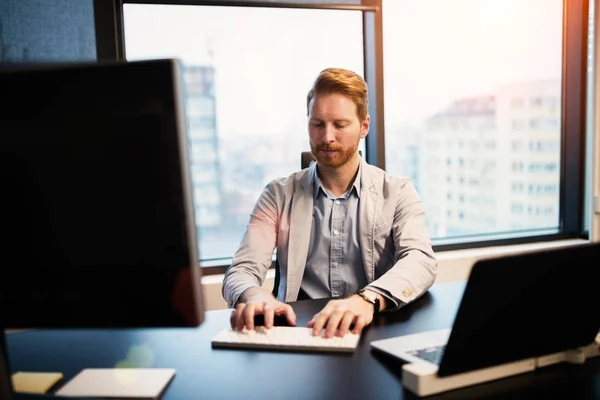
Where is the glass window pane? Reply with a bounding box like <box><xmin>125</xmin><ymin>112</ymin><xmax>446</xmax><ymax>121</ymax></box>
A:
<box><xmin>383</xmin><ymin>0</ymin><xmax>563</xmax><ymax>240</ymax></box>
<box><xmin>123</xmin><ymin>4</ymin><xmax>364</xmax><ymax>261</ymax></box>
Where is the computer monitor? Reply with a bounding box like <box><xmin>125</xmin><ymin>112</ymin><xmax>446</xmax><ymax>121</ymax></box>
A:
<box><xmin>0</xmin><ymin>59</ymin><xmax>205</xmax><ymax>397</ymax></box>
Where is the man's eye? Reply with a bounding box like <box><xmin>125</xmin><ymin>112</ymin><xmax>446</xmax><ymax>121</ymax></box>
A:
<box><xmin>312</xmin><ymin>121</ymin><xmax>324</xmax><ymax>127</ymax></box>
<box><xmin>335</xmin><ymin>124</ymin><xmax>348</xmax><ymax>129</ymax></box>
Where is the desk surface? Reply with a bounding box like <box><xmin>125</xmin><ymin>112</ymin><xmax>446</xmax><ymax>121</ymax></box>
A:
<box><xmin>6</xmin><ymin>281</ymin><xmax>600</xmax><ymax>400</ymax></box>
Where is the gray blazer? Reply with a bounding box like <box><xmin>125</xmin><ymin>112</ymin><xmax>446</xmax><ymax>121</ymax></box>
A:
<box><xmin>222</xmin><ymin>159</ymin><xmax>437</xmax><ymax>311</ymax></box>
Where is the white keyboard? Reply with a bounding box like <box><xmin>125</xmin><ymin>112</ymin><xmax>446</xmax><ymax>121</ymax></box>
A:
<box><xmin>211</xmin><ymin>326</ymin><xmax>361</xmax><ymax>353</ymax></box>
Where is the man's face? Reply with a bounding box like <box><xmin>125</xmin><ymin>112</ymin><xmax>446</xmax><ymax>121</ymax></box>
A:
<box><xmin>308</xmin><ymin>92</ymin><xmax>369</xmax><ymax>168</ymax></box>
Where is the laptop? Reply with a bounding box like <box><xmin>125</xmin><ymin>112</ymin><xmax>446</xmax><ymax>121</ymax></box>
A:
<box><xmin>370</xmin><ymin>242</ymin><xmax>600</xmax><ymax>377</ymax></box>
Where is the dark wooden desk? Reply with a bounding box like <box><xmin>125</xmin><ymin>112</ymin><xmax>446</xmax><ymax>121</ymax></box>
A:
<box><xmin>5</xmin><ymin>281</ymin><xmax>600</xmax><ymax>399</ymax></box>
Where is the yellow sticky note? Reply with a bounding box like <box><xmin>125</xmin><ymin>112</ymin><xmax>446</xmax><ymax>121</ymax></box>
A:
<box><xmin>11</xmin><ymin>371</ymin><xmax>63</xmax><ymax>394</ymax></box>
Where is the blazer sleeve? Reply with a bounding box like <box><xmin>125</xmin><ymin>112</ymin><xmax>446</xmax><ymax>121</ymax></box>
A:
<box><xmin>367</xmin><ymin>179</ymin><xmax>438</xmax><ymax>311</ymax></box>
<box><xmin>222</xmin><ymin>181</ymin><xmax>280</xmax><ymax>308</ymax></box>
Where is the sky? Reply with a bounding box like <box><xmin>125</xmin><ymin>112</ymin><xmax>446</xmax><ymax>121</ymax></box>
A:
<box><xmin>382</xmin><ymin>0</ymin><xmax>563</xmax><ymax>126</ymax></box>
<box><xmin>123</xmin><ymin>0</ymin><xmax>562</xmax><ymax>134</ymax></box>
<box><xmin>123</xmin><ymin>5</ymin><xmax>363</xmax><ymax>138</ymax></box>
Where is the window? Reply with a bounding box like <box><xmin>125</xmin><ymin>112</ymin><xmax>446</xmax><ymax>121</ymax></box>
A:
<box><xmin>529</xmin><ymin>118</ymin><xmax>541</xmax><ymax>130</ymax></box>
<box><xmin>511</xmin><ymin>97</ymin><xmax>524</xmax><ymax>108</ymax></box>
<box><xmin>511</xmin><ymin>203</ymin><xmax>524</xmax><ymax>214</ymax></box>
<box><xmin>512</xmin><ymin>161</ymin><xmax>524</xmax><ymax>172</ymax></box>
<box><xmin>122</xmin><ymin>3</ymin><xmax>365</xmax><ymax>260</ymax></box>
<box><xmin>512</xmin><ymin>119</ymin><xmax>526</xmax><ymax>130</ymax></box>
<box><xmin>512</xmin><ymin>182</ymin><xmax>524</xmax><ymax>193</ymax></box>
<box><xmin>383</xmin><ymin>0</ymin><xmax>564</xmax><ymax>239</ymax></box>
<box><xmin>0</xmin><ymin>0</ymin><xmax>588</xmax><ymax>288</ymax></box>
<box><xmin>530</xmin><ymin>96</ymin><xmax>544</xmax><ymax>107</ymax></box>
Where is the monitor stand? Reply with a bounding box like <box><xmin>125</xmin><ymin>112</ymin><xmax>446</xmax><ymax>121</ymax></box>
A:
<box><xmin>1</xmin><ymin>329</ymin><xmax>15</xmax><ymax>400</ymax></box>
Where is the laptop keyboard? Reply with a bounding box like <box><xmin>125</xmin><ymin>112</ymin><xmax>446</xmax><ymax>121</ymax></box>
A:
<box><xmin>406</xmin><ymin>344</ymin><xmax>446</xmax><ymax>365</ymax></box>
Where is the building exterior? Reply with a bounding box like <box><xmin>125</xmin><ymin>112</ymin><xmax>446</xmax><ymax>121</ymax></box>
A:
<box><xmin>495</xmin><ymin>79</ymin><xmax>561</xmax><ymax>232</ymax></box>
<box><xmin>420</xmin><ymin>79</ymin><xmax>561</xmax><ymax>239</ymax></box>
<box><xmin>183</xmin><ymin>65</ymin><xmax>223</xmax><ymax>233</ymax></box>
<box><xmin>421</xmin><ymin>95</ymin><xmax>497</xmax><ymax>238</ymax></box>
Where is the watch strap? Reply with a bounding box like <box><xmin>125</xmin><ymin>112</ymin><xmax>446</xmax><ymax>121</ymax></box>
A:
<box><xmin>357</xmin><ymin>289</ymin><xmax>380</xmax><ymax>313</ymax></box>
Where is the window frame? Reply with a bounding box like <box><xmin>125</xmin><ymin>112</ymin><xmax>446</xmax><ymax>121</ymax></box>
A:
<box><xmin>93</xmin><ymin>0</ymin><xmax>590</xmax><ymax>274</ymax></box>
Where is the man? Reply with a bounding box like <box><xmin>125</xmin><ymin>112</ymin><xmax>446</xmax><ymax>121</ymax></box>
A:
<box><xmin>222</xmin><ymin>68</ymin><xmax>437</xmax><ymax>338</ymax></box>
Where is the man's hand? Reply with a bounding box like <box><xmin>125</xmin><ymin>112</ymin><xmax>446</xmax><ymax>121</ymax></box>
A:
<box><xmin>230</xmin><ymin>294</ymin><xmax>296</xmax><ymax>331</ymax></box>
<box><xmin>308</xmin><ymin>294</ymin><xmax>380</xmax><ymax>338</ymax></box>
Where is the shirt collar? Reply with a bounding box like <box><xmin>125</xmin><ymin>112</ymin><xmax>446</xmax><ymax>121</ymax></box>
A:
<box><xmin>314</xmin><ymin>161</ymin><xmax>362</xmax><ymax>200</ymax></box>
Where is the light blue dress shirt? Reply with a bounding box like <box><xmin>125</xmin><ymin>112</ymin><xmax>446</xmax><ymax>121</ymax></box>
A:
<box><xmin>300</xmin><ymin>164</ymin><xmax>365</xmax><ymax>300</ymax></box>
<box><xmin>300</xmin><ymin>164</ymin><xmax>398</xmax><ymax>307</ymax></box>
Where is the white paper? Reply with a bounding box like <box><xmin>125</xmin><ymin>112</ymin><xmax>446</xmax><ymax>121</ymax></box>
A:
<box><xmin>55</xmin><ymin>368</ymin><xmax>175</xmax><ymax>398</ymax></box>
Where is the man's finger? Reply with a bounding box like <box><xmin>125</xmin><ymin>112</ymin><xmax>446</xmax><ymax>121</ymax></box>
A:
<box><xmin>263</xmin><ymin>303</ymin><xmax>275</xmax><ymax>329</ymax></box>
<box><xmin>230</xmin><ymin>310</ymin><xmax>237</xmax><ymax>329</ymax></box>
<box><xmin>281</xmin><ymin>304</ymin><xmax>297</xmax><ymax>326</ymax></box>
<box><xmin>324</xmin><ymin>310</ymin><xmax>345</xmax><ymax>338</ymax></box>
<box><xmin>234</xmin><ymin>304</ymin><xmax>246</xmax><ymax>331</ymax></box>
<box><xmin>337</xmin><ymin>312</ymin><xmax>355</xmax><ymax>337</ymax></box>
<box><xmin>243</xmin><ymin>303</ymin><xmax>258</xmax><ymax>330</ymax></box>
<box><xmin>352</xmin><ymin>315</ymin><xmax>367</xmax><ymax>334</ymax></box>
<box><xmin>311</xmin><ymin>310</ymin><xmax>330</xmax><ymax>337</ymax></box>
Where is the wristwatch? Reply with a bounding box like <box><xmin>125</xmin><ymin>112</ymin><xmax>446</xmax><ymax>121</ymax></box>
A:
<box><xmin>357</xmin><ymin>289</ymin><xmax>380</xmax><ymax>313</ymax></box>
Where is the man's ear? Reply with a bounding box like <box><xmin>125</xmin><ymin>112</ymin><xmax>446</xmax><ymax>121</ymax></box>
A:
<box><xmin>361</xmin><ymin>115</ymin><xmax>370</xmax><ymax>139</ymax></box>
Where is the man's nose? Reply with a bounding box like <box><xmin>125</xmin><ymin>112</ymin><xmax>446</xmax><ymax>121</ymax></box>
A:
<box><xmin>322</xmin><ymin>125</ymin><xmax>335</xmax><ymax>143</ymax></box>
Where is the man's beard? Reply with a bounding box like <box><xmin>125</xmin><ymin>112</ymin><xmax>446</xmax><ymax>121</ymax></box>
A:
<box><xmin>311</xmin><ymin>138</ymin><xmax>360</xmax><ymax>168</ymax></box>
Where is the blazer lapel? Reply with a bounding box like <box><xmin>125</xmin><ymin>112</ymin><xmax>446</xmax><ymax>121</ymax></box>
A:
<box><xmin>359</xmin><ymin>160</ymin><xmax>379</xmax><ymax>282</ymax></box>
<box><xmin>285</xmin><ymin>164</ymin><xmax>316</xmax><ymax>302</ymax></box>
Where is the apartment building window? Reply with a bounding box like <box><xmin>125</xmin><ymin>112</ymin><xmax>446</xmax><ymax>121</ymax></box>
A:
<box><xmin>512</xmin><ymin>161</ymin><xmax>524</xmax><ymax>172</ymax></box>
<box><xmin>511</xmin><ymin>97</ymin><xmax>524</xmax><ymax>108</ymax></box>
<box><xmin>512</xmin><ymin>182</ymin><xmax>524</xmax><ymax>193</ymax></box>
<box><xmin>511</xmin><ymin>141</ymin><xmax>524</xmax><ymax>152</ymax></box>
<box><xmin>530</xmin><ymin>96</ymin><xmax>544</xmax><ymax>107</ymax></box>
<box><xmin>512</xmin><ymin>119</ymin><xmax>526</xmax><ymax>130</ymax></box>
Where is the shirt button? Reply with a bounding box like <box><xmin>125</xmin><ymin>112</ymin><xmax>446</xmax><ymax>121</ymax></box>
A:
<box><xmin>335</xmin><ymin>200</ymin><xmax>341</xmax><ymax>205</ymax></box>
<box><xmin>333</xmin><ymin>229</ymin><xmax>339</xmax><ymax>235</ymax></box>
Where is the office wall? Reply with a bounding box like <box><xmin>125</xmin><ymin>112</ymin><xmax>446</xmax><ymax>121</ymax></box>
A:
<box><xmin>201</xmin><ymin>238</ymin><xmax>587</xmax><ymax>310</ymax></box>
<box><xmin>0</xmin><ymin>0</ymin><xmax>96</xmax><ymax>63</ymax></box>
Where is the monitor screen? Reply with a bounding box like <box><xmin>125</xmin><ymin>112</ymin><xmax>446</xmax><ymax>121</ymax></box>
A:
<box><xmin>0</xmin><ymin>59</ymin><xmax>204</xmax><ymax>328</ymax></box>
